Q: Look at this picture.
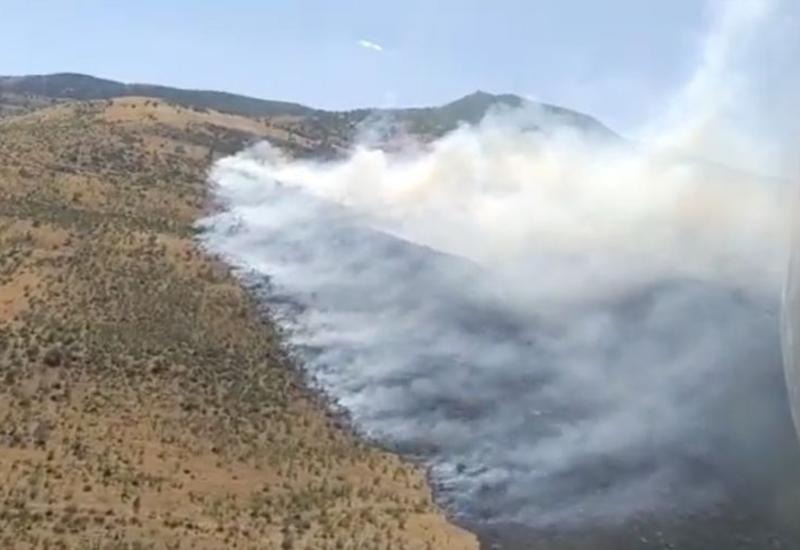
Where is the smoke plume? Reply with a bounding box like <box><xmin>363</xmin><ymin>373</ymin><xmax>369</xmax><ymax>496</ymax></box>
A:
<box><xmin>199</xmin><ymin>0</ymin><xmax>800</xmax><ymax>530</ymax></box>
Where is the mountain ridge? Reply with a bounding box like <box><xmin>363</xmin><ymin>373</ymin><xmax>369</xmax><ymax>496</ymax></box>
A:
<box><xmin>0</xmin><ymin>72</ymin><xmax>616</xmax><ymax>138</ymax></box>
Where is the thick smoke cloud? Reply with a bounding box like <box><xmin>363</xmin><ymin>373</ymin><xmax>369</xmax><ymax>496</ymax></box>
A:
<box><xmin>199</xmin><ymin>0</ymin><xmax>800</xmax><ymax>531</ymax></box>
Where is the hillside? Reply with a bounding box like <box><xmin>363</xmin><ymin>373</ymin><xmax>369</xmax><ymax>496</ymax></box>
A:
<box><xmin>0</xmin><ymin>73</ymin><xmax>620</xmax><ymax>549</ymax></box>
<box><xmin>0</xmin><ymin>97</ymin><xmax>477</xmax><ymax>549</ymax></box>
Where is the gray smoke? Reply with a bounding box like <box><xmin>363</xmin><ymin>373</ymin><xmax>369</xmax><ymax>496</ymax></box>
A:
<box><xmin>198</xmin><ymin>0</ymin><xmax>800</xmax><ymax>530</ymax></box>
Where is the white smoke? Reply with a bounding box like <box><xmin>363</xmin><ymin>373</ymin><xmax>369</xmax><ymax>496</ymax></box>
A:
<box><xmin>199</xmin><ymin>0</ymin><xmax>800</xmax><ymax>531</ymax></box>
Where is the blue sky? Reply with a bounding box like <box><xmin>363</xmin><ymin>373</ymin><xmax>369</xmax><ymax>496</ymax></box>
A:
<box><xmin>1</xmin><ymin>1</ymin><xmax>711</xmax><ymax>131</ymax></box>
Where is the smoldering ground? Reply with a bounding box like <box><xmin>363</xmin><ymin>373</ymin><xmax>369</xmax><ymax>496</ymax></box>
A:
<box><xmin>198</xmin><ymin>0</ymin><xmax>800</xmax><ymax>541</ymax></box>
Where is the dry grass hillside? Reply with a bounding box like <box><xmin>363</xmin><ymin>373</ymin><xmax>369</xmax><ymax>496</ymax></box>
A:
<box><xmin>0</xmin><ymin>97</ymin><xmax>477</xmax><ymax>549</ymax></box>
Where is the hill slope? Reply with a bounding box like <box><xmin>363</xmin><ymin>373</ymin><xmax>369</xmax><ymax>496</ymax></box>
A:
<box><xmin>0</xmin><ymin>97</ymin><xmax>477</xmax><ymax>549</ymax></box>
<box><xmin>0</xmin><ymin>73</ymin><xmax>619</xmax><ymax>549</ymax></box>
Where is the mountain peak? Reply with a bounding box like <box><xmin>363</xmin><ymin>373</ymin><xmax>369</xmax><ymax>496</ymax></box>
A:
<box><xmin>437</xmin><ymin>91</ymin><xmax>525</xmax><ymax>125</ymax></box>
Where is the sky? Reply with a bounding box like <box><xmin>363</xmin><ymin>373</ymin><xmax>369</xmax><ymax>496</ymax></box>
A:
<box><xmin>1</xmin><ymin>1</ymin><xmax>712</xmax><ymax>132</ymax></box>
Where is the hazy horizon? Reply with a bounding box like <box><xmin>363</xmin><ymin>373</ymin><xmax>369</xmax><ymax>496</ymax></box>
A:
<box><xmin>1</xmin><ymin>1</ymin><xmax>714</xmax><ymax>133</ymax></box>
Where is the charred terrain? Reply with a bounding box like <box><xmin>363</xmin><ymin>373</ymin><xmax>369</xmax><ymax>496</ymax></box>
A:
<box><xmin>0</xmin><ymin>75</ymin><xmax>485</xmax><ymax>549</ymax></box>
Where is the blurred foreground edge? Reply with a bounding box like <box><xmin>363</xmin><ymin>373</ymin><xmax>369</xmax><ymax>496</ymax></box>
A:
<box><xmin>782</xmin><ymin>205</ymin><xmax>800</xmax><ymax>443</ymax></box>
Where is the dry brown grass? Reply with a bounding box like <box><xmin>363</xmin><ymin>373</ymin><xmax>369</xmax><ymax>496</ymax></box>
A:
<box><xmin>0</xmin><ymin>98</ymin><xmax>476</xmax><ymax>549</ymax></box>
